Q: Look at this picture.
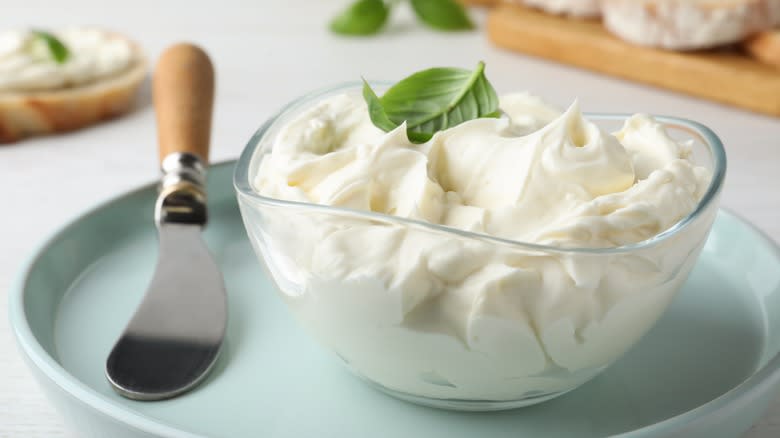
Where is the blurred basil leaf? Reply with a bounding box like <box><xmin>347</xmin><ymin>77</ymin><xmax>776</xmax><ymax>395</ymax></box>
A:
<box><xmin>410</xmin><ymin>0</ymin><xmax>473</xmax><ymax>31</ymax></box>
<box><xmin>330</xmin><ymin>0</ymin><xmax>390</xmax><ymax>36</ymax></box>
<box><xmin>32</xmin><ymin>30</ymin><xmax>70</xmax><ymax>64</ymax></box>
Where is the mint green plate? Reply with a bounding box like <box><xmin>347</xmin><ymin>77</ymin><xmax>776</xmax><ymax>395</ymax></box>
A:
<box><xmin>10</xmin><ymin>162</ymin><xmax>780</xmax><ymax>438</ymax></box>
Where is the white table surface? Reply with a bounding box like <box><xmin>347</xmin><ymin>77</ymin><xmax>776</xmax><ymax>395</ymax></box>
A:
<box><xmin>1</xmin><ymin>1</ymin><xmax>779</xmax><ymax>437</ymax></box>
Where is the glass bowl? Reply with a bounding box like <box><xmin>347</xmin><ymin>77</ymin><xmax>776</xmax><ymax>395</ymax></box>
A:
<box><xmin>233</xmin><ymin>83</ymin><xmax>727</xmax><ymax>411</ymax></box>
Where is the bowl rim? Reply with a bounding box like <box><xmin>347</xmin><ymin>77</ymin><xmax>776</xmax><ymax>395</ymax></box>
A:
<box><xmin>233</xmin><ymin>81</ymin><xmax>727</xmax><ymax>255</ymax></box>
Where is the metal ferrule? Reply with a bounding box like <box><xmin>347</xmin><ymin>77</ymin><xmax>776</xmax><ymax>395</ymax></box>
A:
<box><xmin>155</xmin><ymin>153</ymin><xmax>208</xmax><ymax>227</ymax></box>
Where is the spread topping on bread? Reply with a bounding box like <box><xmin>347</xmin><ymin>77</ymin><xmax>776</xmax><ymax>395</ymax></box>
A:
<box><xmin>601</xmin><ymin>0</ymin><xmax>780</xmax><ymax>50</ymax></box>
<box><xmin>520</xmin><ymin>0</ymin><xmax>601</xmax><ymax>17</ymax></box>
<box><xmin>0</xmin><ymin>28</ymin><xmax>135</xmax><ymax>92</ymax></box>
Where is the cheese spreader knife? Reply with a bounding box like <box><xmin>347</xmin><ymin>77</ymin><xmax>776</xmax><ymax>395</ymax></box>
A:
<box><xmin>106</xmin><ymin>43</ymin><xmax>227</xmax><ymax>401</ymax></box>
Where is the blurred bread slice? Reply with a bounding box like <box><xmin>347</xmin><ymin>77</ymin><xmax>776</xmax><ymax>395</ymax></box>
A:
<box><xmin>508</xmin><ymin>0</ymin><xmax>601</xmax><ymax>17</ymax></box>
<box><xmin>0</xmin><ymin>37</ymin><xmax>146</xmax><ymax>143</ymax></box>
<box><xmin>601</xmin><ymin>0</ymin><xmax>780</xmax><ymax>50</ymax></box>
<box><xmin>744</xmin><ymin>29</ymin><xmax>780</xmax><ymax>67</ymax></box>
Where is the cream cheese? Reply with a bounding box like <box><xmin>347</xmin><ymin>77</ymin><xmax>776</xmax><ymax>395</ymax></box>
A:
<box><xmin>256</xmin><ymin>93</ymin><xmax>708</xmax><ymax>248</ymax></box>
<box><xmin>523</xmin><ymin>0</ymin><xmax>601</xmax><ymax>17</ymax></box>
<box><xmin>249</xmin><ymin>91</ymin><xmax>713</xmax><ymax>400</ymax></box>
<box><xmin>0</xmin><ymin>28</ymin><xmax>134</xmax><ymax>92</ymax></box>
<box><xmin>601</xmin><ymin>0</ymin><xmax>780</xmax><ymax>49</ymax></box>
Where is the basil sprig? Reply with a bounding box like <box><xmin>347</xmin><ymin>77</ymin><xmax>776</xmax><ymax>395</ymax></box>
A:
<box><xmin>331</xmin><ymin>0</ymin><xmax>472</xmax><ymax>36</ymax></box>
<box><xmin>363</xmin><ymin>61</ymin><xmax>499</xmax><ymax>143</ymax></box>
<box><xmin>32</xmin><ymin>30</ymin><xmax>70</xmax><ymax>64</ymax></box>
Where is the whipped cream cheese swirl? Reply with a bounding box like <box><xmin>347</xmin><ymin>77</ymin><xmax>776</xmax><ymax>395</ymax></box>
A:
<box><xmin>256</xmin><ymin>93</ymin><xmax>708</xmax><ymax>248</ymax></box>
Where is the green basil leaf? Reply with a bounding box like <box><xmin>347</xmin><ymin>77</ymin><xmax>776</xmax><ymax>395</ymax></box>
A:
<box><xmin>410</xmin><ymin>0</ymin><xmax>473</xmax><ymax>31</ymax></box>
<box><xmin>330</xmin><ymin>0</ymin><xmax>390</xmax><ymax>36</ymax></box>
<box><xmin>363</xmin><ymin>61</ymin><xmax>499</xmax><ymax>143</ymax></box>
<box><xmin>362</xmin><ymin>79</ymin><xmax>398</xmax><ymax>132</ymax></box>
<box><xmin>32</xmin><ymin>30</ymin><xmax>70</xmax><ymax>64</ymax></box>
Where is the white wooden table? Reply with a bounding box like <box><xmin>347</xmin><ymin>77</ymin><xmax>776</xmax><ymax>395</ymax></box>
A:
<box><xmin>1</xmin><ymin>1</ymin><xmax>778</xmax><ymax>436</ymax></box>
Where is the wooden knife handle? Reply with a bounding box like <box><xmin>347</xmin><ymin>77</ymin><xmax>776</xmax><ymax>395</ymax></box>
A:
<box><xmin>153</xmin><ymin>43</ymin><xmax>215</xmax><ymax>165</ymax></box>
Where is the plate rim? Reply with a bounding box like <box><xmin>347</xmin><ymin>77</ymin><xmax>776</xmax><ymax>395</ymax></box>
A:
<box><xmin>8</xmin><ymin>161</ymin><xmax>780</xmax><ymax>438</ymax></box>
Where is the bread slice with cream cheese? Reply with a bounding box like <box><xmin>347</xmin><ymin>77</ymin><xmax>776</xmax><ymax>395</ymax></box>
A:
<box><xmin>601</xmin><ymin>0</ymin><xmax>780</xmax><ymax>50</ymax></box>
<box><xmin>0</xmin><ymin>30</ymin><xmax>146</xmax><ymax>143</ymax></box>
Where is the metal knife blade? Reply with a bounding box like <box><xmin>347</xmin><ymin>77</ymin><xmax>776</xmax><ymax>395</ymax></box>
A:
<box><xmin>106</xmin><ymin>225</ymin><xmax>226</xmax><ymax>400</ymax></box>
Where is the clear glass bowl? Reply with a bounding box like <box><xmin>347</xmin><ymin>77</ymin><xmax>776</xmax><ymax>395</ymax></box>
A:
<box><xmin>233</xmin><ymin>83</ymin><xmax>727</xmax><ymax>411</ymax></box>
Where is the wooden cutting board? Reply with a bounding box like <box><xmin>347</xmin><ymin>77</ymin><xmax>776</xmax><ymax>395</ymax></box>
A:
<box><xmin>487</xmin><ymin>4</ymin><xmax>780</xmax><ymax>117</ymax></box>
